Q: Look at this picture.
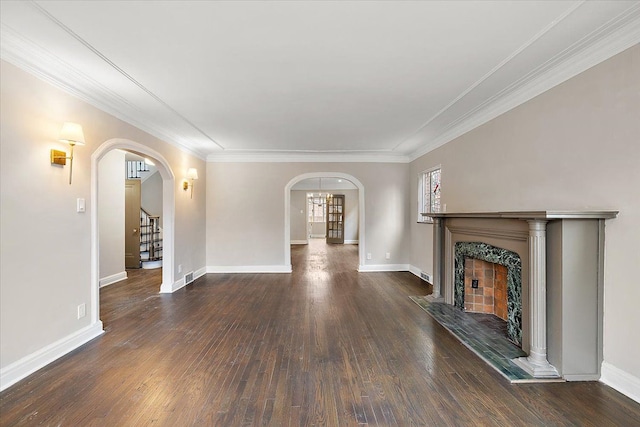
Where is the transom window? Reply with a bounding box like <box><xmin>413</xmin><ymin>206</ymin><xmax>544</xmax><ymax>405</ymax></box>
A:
<box><xmin>418</xmin><ymin>167</ymin><xmax>441</xmax><ymax>223</ymax></box>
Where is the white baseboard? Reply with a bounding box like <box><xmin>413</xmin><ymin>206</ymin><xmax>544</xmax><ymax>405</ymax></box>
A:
<box><xmin>99</xmin><ymin>271</ymin><xmax>127</xmax><ymax>288</ymax></box>
<box><xmin>409</xmin><ymin>265</ymin><xmax>422</xmax><ymax>277</ymax></box>
<box><xmin>601</xmin><ymin>361</ymin><xmax>640</xmax><ymax>403</ymax></box>
<box><xmin>409</xmin><ymin>265</ymin><xmax>433</xmax><ymax>283</ymax></box>
<box><xmin>297</xmin><ymin>238</ymin><xmax>357</xmax><ymax>244</ymax></box>
<box><xmin>161</xmin><ymin>267</ymin><xmax>207</xmax><ymax>293</ymax></box>
<box><xmin>358</xmin><ymin>264</ymin><xmax>410</xmax><ymax>272</ymax></box>
<box><xmin>194</xmin><ymin>266</ymin><xmax>206</xmax><ymax>280</ymax></box>
<box><xmin>0</xmin><ymin>322</ymin><xmax>104</xmax><ymax>392</ymax></box>
<box><xmin>206</xmin><ymin>265</ymin><xmax>292</xmax><ymax>274</ymax></box>
<box><xmin>564</xmin><ymin>374</ymin><xmax>600</xmax><ymax>382</ymax></box>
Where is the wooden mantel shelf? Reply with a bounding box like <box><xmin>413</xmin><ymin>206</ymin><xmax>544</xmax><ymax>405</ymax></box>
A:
<box><xmin>421</xmin><ymin>210</ymin><xmax>618</xmax><ymax>220</ymax></box>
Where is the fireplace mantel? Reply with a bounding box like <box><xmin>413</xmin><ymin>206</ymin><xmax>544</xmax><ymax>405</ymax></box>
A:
<box><xmin>421</xmin><ymin>210</ymin><xmax>618</xmax><ymax>380</ymax></box>
<box><xmin>424</xmin><ymin>210</ymin><xmax>618</xmax><ymax>220</ymax></box>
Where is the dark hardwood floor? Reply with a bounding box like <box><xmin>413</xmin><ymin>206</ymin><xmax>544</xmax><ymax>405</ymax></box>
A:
<box><xmin>2</xmin><ymin>240</ymin><xmax>640</xmax><ymax>426</ymax></box>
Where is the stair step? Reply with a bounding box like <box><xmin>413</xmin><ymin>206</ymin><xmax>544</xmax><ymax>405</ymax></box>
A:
<box><xmin>141</xmin><ymin>259</ymin><xmax>162</xmax><ymax>270</ymax></box>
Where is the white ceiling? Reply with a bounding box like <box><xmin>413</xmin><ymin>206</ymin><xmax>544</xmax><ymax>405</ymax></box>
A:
<box><xmin>2</xmin><ymin>1</ymin><xmax>639</xmax><ymax>162</ymax></box>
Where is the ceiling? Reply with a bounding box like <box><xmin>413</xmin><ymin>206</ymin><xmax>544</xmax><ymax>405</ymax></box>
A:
<box><xmin>2</xmin><ymin>1</ymin><xmax>639</xmax><ymax>162</ymax></box>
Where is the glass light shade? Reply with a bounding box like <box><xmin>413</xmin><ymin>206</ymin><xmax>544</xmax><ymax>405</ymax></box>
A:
<box><xmin>59</xmin><ymin>122</ymin><xmax>85</xmax><ymax>146</ymax></box>
<box><xmin>187</xmin><ymin>168</ymin><xmax>198</xmax><ymax>180</ymax></box>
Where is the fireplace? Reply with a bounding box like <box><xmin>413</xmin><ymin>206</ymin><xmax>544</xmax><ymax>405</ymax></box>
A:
<box><xmin>463</xmin><ymin>259</ymin><xmax>507</xmax><ymax>319</ymax></box>
<box><xmin>455</xmin><ymin>242</ymin><xmax>522</xmax><ymax>346</ymax></box>
<box><xmin>423</xmin><ymin>211</ymin><xmax>617</xmax><ymax>380</ymax></box>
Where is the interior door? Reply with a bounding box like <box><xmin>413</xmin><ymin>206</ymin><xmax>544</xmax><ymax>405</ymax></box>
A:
<box><xmin>125</xmin><ymin>179</ymin><xmax>141</xmax><ymax>268</ymax></box>
<box><xmin>326</xmin><ymin>194</ymin><xmax>345</xmax><ymax>244</ymax></box>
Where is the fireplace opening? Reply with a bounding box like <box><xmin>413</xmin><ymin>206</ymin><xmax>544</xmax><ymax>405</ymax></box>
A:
<box><xmin>454</xmin><ymin>242</ymin><xmax>522</xmax><ymax>347</ymax></box>
<box><xmin>464</xmin><ymin>258</ymin><xmax>508</xmax><ymax>320</ymax></box>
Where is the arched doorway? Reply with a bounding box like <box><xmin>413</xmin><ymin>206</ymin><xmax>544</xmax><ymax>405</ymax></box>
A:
<box><xmin>90</xmin><ymin>139</ymin><xmax>176</xmax><ymax>326</ymax></box>
<box><xmin>284</xmin><ymin>172</ymin><xmax>365</xmax><ymax>271</ymax></box>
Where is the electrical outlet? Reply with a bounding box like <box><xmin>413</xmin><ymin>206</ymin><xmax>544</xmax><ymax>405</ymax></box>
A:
<box><xmin>472</xmin><ymin>279</ymin><xmax>479</xmax><ymax>289</ymax></box>
<box><xmin>367</xmin><ymin>253</ymin><xmax>372</xmax><ymax>260</ymax></box>
<box><xmin>77</xmin><ymin>303</ymin><xmax>86</xmax><ymax>319</ymax></box>
<box><xmin>178</xmin><ymin>264</ymin><xmax>182</xmax><ymax>273</ymax></box>
<box><xmin>385</xmin><ymin>252</ymin><xmax>391</xmax><ymax>259</ymax></box>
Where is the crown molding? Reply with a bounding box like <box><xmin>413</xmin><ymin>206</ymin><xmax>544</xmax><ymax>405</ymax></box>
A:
<box><xmin>0</xmin><ymin>23</ymin><xmax>207</xmax><ymax>161</ymax></box>
<box><xmin>206</xmin><ymin>150</ymin><xmax>410</xmax><ymax>163</ymax></box>
<box><xmin>408</xmin><ymin>5</ymin><xmax>640</xmax><ymax>162</ymax></box>
<box><xmin>2</xmin><ymin>3</ymin><xmax>637</xmax><ymax>165</ymax></box>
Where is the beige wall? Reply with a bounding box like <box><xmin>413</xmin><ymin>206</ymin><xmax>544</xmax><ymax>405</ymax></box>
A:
<box><xmin>0</xmin><ymin>60</ymin><xmax>206</xmax><ymax>373</ymax></box>
<box><xmin>207</xmin><ymin>162</ymin><xmax>409</xmax><ymax>269</ymax></box>
<box><xmin>290</xmin><ymin>190</ymin><xmax>308</xmax><ymax>242</ymax></box>
<box><xmin>98</xmin><ymin>150</ymin><xmax>126</xmax><ymax>283</ymax></box>
<box><xmin>410</xmin><ymin>45</ymin><xmax>640</xmax><ymax>381</ymax></box>
<box><xmin>342</xmin><ymin>189</ymin><xmax>359</xmax><ymax>243</ymax></box>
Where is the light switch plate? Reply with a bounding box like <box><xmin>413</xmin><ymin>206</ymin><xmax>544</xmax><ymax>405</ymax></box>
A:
<box><xmin>77</xmin><ymin>198</ymin><xmax>86</xmax><ymax>213</ymax></box>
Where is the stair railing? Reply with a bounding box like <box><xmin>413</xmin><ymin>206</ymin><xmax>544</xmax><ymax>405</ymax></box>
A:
<box><xmin>140</xmin><ymin>208</ymin><xmax>161</xmax><ymax>262</ymax></box>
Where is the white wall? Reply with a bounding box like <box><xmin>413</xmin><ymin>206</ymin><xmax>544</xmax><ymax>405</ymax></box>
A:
<box><xmin>410</xmin><ymin>46</ymin><xmax>640</xmax><ymax>391</ymax></box>
<box><xmin>0</xmin><ymin>60</ymin><xmax>206</xmax><ymax>385</ymax></box>
<box><xmin>207</xmin><ymin>162</ymin><xmax>409</xmax><ymax>269</ymax></box>
<box><xmin>98</xmin><ymin>150</ymin><xmax>125</xmax><ymax>285</ymax></box>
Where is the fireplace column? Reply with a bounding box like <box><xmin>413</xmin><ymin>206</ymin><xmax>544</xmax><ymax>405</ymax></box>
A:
<box><xmin>513</xmin><ymin>220</ymin><xmax>559</xmax><ymax>378</ymax></box>
<box><xmin>425</xmin><ymin>217</ymin><xmax>444</xmax><ymax>302</ymax></box>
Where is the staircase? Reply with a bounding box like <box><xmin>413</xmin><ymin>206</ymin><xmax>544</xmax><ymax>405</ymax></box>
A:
<box><xmin>140</xmin><ymin>208</ymin><xmax>162</xmax><ymax>269</ymax></box>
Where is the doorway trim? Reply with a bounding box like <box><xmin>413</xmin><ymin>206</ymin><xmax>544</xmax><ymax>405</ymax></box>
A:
<box><xmin>284</xmin><ymin>172</ymin><xmax>365</xmax><ymax>271</ymax></box>
<box><xmin>91</xmin><ymin>139</ymin><xmax>176</xmax><ymax>325</ymax></box>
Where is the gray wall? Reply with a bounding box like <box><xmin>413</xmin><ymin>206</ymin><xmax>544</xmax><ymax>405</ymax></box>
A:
<box><xmin>409</xmin><ymin>45</ymin><xmax>640</xmax><ymax>381</ymax></box>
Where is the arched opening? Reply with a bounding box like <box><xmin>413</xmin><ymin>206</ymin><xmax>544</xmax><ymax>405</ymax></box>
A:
<box><xmin>284</xmin><ymin>172</ymin><xmax>365</xmax><ymax>271</ymax></box>
<box><xmin>90</xmin><ymin>139</ymin><xmax>176</xmax><ymax>327</ymax></box>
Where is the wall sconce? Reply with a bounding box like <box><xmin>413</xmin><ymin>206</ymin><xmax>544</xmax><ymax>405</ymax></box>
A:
<box><xmin>50</xmin><ymin>122</ymin><xmax>85</xmax><ymax>185</ymax></box>
<box><xmin>183</xmin><ymin>168</ymin><xmax>198</xmax><ymax>199</ymax></box>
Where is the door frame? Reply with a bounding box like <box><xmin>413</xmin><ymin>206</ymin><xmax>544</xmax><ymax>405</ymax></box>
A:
<box><xmin>284</xmin><ymin>172</ymin><xmax>365</xmax><ymax>271</ymax></box>
<box><xmin>91</xmin><ymin>138</ymin><xmax>176</xmax><ymax>326</ymax></box>
<box><xmin>124</xmin><ymin>179</ymin><xmax>142</xmax><ymax>269</ymax></box>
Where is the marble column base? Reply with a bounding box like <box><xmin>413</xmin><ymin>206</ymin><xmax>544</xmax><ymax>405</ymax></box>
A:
<box><xmin>424</xmin><ymin>294</ymin><xmax>444</xmax><ymax>303</ymax></box>
<box><xmin>512</xmin><ymin>356</ymin><xmax>560</xmax><ymax>378</ymax></box>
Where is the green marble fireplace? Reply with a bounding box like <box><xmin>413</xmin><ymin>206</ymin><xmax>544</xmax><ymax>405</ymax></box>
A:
<box><xmin>454</xmin><ymin>242</ymin><xmax>522</xmax><ymax>346</ymax></box>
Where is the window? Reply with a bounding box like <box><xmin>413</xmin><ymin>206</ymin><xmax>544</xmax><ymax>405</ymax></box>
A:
<box><xmin>418</xmin><ymin>167</ymin><xmax>441</xmax><ymax>222</ymax></box>
<box><xmin>308</xmin><ymin>195</ymin><xmax>326</xmax><ymax>223</ymax></box>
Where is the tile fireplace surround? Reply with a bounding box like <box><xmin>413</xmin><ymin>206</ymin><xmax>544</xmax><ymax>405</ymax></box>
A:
<box><xmin>421</xmin><ymin>211</ymin><xmax>618</xmax><ymax>381</ymax></box>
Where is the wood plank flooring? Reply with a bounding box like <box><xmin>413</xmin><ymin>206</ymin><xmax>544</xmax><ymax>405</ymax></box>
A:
<box><xmin>2</xmin><ymin>240</ymin><xmax>640</xmax><ymax>426</ymax></box>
